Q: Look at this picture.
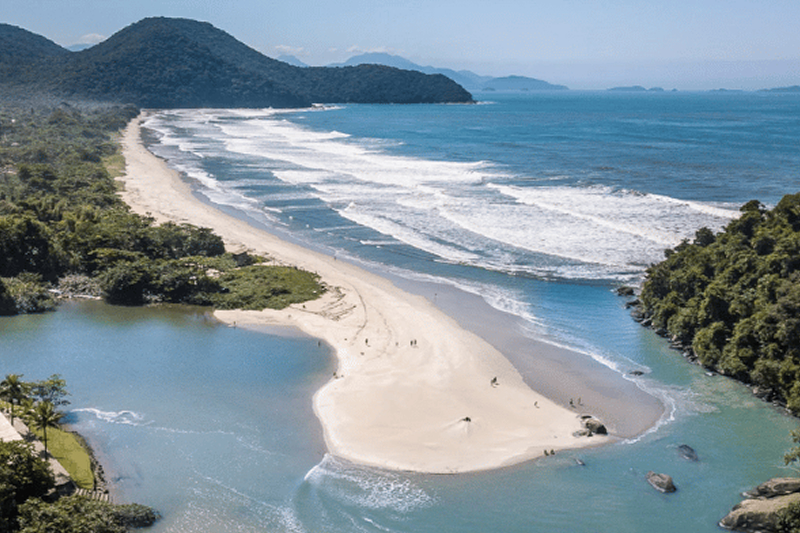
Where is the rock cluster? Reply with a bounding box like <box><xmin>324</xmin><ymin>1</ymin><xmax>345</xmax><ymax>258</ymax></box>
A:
<box><xmin>573</xmin><ymin>415</ymin><xmax>608</xmax><ymax>437</ymax></box>
<box><xmin>720</xmin><ymin>477</ymin><xmax>800</xmax><ymax>533</ymax></box>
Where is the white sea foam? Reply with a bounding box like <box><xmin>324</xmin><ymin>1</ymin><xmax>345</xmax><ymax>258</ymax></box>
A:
<box><xmin>339</xmin><ymin>207</ymin><xmax>482</xmax><ymax>264</ymax></box>
<box><xmin>73</xmin><ymin>407</ymin><xmax>150</xmax><ymax>426</ymax></box>
<box><xmin>149</xmin><ymin>108</ymin><xmax>744</xmax><ymax>282</ymax></box>
<box><xmin>145</xmin><ymin>108</ymin><xmax>745</xmax><ymax>281</ymax></box>
<box><xmin>304</xmin><ymin>455</ymin><xmax>435</xmax><ymax>513</ymax></box>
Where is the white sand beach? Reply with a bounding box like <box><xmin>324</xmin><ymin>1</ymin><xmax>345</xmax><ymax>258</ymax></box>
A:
<box><xmin>119</xmin><ymin>112</ymin><xmax>609</xmax><ymax>473</ymax></box>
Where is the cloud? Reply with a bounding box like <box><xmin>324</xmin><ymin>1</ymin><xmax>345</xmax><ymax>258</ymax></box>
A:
<box><xmin>78</xmin><ymin>33</ymin><xmax>106</xmax><ymax>45</ymax></box>
<box><xmin>275</xmin><ymin>45</ymin><xmax>306</xmax><ymax>57</ymax></box>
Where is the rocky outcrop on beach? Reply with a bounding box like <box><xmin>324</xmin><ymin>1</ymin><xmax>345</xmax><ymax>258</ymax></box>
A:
<box><xmin>720</xmin><ymin>478</ymin><xmax>800</xmax><ymax>533</ymax></box>
<box><xmin>572</xmin><ymin>415</ymin><xmax>608</xmax><ymax>437</ymax></box>
<box><xmin>582</xmin><ymin>416</ymin><xmax>608</xmax><ymax>435</ymax></box>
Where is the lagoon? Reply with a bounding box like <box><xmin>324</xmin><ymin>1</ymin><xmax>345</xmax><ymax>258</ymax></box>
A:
<box><xmin>1</xmin><ymin>298</ymin><xmax>797</xmax><ymax>532</ymax></box>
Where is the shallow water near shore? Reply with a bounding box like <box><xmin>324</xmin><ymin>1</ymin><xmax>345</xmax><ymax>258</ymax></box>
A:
<box><xmin>1</xmin><ymin>299</ymin><xmax>798</xmax><ymax>532</ymax></box>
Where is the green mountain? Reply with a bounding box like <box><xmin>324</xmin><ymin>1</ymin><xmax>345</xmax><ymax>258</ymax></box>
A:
<box><xmin>0</xmin><ymin>18</ymin><xmax>473</xmax><ymax>108</ymax></box>
<box><xmin>0</xmin><ymin>23</ymin><xmax>69</xmax><ymax>79</ymax></box>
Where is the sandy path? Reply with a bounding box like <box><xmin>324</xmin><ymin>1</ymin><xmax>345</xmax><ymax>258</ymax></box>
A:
<box><xmin>119</xmin><ymin>112</ymin><xmax>598</xmax><ymax>473</ymax></box>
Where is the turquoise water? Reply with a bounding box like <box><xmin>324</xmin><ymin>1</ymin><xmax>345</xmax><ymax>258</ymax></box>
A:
<box><xmin>1</xmin><ymin>300</ymin><xmax>797</xmax><ymax>532</ymax></box>
<box><xmin>3</xmin><ymin>91</ymin><xmax>800</xmax><ymax>531</ymax></box>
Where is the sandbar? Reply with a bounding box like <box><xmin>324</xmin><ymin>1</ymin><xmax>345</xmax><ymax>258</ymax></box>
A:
<box><xmin>118</xmin><ymin>112</ymin><xmax>650</xmax><ymax>473</ymax></box>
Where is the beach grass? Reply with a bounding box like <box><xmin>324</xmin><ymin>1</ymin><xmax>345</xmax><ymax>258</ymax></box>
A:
<box><xmin>211</xmin><ymin>265</ymin><xmax>325</xmax><ymax>310</ymax></box>
<box><xmin>30</xmin><ymin>426</ymin><xmax>95</xmax><ymax>490</ymax></box>
<box><xmin>103</xmin><ymin>133</ymin><xmax>127</xmax><ymax>179</ymax></box>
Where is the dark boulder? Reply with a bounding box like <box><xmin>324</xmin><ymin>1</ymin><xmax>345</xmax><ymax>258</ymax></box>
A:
<box><xmin>617</xmin><ymin>286</ymin><xmax>635</xmax><ymax>296</ymax></box>
<box><xmin>582</xmin><ymin>416</ymin><xmax>608</xmax><ymax>435</ymax></box>
<box><xmin>677</xmin><ymin>444</ymin><xmax>699</xmax><ymax>462</ymax></box>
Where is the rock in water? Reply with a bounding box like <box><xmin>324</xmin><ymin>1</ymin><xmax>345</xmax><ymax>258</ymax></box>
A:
<box><xmin>720</xmin><ymin>477</ymin><xmax>800</xmax><ymax>532</ymax></box>
<box><xmin>677</xmin><ymin>444</ymin><xmax>699</xmax><ymax>461</ymax></box>
<box><xmin>746</xmin><ymin>477</ymin><xmax>800</xmax><ymax>498</ymax></box>
<box><xmin>720</xmin><ymin>493</ymin><xmax>800</xmax><ymax>532</ymax></box>
<box><xmin>646</xmin><ymin>471</ymin><xmax>676</xmax><ymax>493</ymax></box>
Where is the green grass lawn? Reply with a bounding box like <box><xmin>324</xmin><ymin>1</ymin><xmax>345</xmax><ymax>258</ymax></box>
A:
<box><xmin>31</xmin><ymin>426</ymin><xmax>95</xmax><ymax>490</ymax></box>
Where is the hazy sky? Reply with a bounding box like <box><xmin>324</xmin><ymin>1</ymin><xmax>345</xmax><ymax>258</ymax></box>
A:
<box><xmin>5</xmin><ymin>0</ymin><xmax>800</xmax><ymax>90</ymax></box>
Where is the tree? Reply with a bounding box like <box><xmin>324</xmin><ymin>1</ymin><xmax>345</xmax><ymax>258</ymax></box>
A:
<box><xmin>777</xmin><ymin>501</ymin><xmax>800</xmax><ymax>533</ymax></box>
<box><xmin>30</xmin><ymin>402</ymin><xmax>63</xmax><ymax>455</ymax></box>
<box><xmin>0</xmin><ymin>279</ymin><xmax>16</xmax><ymax>315</ymax></box>
<box><xmin>0</xmin><ymin>374</ymin><xmax>28</xmax><ymax>425</ymax></box>
<box><xmin>30</xmin><ymin>375</ymin><xmax>70</xmax><ymax>409</ymax></box>
<box><xmin>0</xmin><ymin>441</ymin><xmax>54</xmax><ymax>533</ymax></box>
<box><xmin>0</xmin><ymin>215</ymin><xmax>60</xmax><ymax>280</ymax></box>
<box><xmin>784</xmin><ymin>429</ymin><xmax>800</xmax><ymax>467</ymax></box>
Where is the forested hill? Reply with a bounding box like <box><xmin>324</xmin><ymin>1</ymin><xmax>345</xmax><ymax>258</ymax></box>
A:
<box><xmin>0</xmin><ymin>18</ymin><xmax>473</xmax><ymax>108</ymax></box>
<box><xmin>637</xmin><ymin>194</ymin><xmax>800</xmax><ymax>413</ymax></box>
<box><xmin>0</xmin><ymin>24</ymin><xmax>69</xmax><ymax>80</ymax></box>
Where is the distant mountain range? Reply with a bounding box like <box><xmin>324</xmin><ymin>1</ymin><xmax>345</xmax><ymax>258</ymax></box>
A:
<box><xmin>328</xmin><ymin>53</ymin><xmax>568</xmax><ymax>92</ymax></box>
<box><xmin>0</xmin><ymin>18</ymin><xmax>473</xmax><ymax>108</ymax></box>
<box><xmin>277</xmin><ymin>54</ymin><xmax>309</xmax><ymax>68</ymax></box>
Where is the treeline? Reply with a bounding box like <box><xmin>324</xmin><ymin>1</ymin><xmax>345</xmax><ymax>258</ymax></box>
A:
<box><xmin>0</xmin><ymin>102</ymin><xmax>323</xmax><ymax>314</ymax></box>
<box><xmin>638</xmin><ymin>194</ymin><xmax>800</xmax><ymax>412</ymax></box>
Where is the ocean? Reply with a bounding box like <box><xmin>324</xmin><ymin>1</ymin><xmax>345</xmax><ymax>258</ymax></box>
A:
<box><xmin>3</xmin><ymin>91</ymin><xmax>800</xmax><ymax>531</ymax></box>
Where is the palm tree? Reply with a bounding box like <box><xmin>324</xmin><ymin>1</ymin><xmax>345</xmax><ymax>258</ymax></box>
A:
<box><xmin>0</xmin><ymin>373</ymin><xmax>28</xmax><ymax>425</ymax></box>
<box><xmin>31</xmin><ymin>401</ymin><xmax>63</xmax><ymax>455</ymax></box>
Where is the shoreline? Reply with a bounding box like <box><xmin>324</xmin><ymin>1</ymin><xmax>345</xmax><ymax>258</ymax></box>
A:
<box><xmin>119</xmin><ymin>111</ymin><xmax>659</xmax><ymax>473</ymax></box>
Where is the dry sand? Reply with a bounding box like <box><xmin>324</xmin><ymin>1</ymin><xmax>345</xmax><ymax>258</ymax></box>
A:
<box><xmin>119</xmin><ymin>112</ymin><xmax>622</xmax><ymax>473</ymax></box>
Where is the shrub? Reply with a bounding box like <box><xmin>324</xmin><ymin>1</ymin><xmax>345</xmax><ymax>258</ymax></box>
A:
<box><xmin>3</xmin><ymin>273</ymin><xmax>56</xmax><ymax>313</ymax></box>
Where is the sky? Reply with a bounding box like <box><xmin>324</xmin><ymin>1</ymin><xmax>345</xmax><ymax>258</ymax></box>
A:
<box><xmin>4</xmin><ymin>0</ymin><xmax>800</xmax><ymax>90</ymax></box>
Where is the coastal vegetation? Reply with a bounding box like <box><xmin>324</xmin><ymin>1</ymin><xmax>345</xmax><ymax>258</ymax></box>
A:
<box><xmin>0</xmin><ymin>101</ymin><xmax>324</xmax><ymax>313</ymax></box>
<box><xmin>0</xmin><ymin>374</ymin><xmax>90</xmax><ymax>488</ymax></box>
<box><xmin>0</xmin><ymin>17</ymin><xmax>473</xmax><ymax>108</ymax></box>
<box><xmin>637</xmin><ymin>194</ymin><xmax>800</xmax><ymax>413</ymax></box>
<box><xmin>0</xmin><ymin>374</ymin><xmax>159</xmax><ymax>532</ymax></box>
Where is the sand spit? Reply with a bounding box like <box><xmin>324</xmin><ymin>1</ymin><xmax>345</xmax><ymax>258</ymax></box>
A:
<box><xmin>120</xmin><ymin>112</ymin><xmax>613</xmax><ymax>473</ymax></box>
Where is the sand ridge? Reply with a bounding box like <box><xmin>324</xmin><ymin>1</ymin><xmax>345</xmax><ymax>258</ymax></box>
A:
<box><xmin>119</xmin><ymin>112</ymin><xmax>599</xmax><ymax>473</ymax></box>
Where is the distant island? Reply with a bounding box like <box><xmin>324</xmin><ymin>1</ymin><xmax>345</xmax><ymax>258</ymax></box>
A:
<box><xmin>329</xmin><ymin>52</ymin><xmax>568</xmax><ymax>92</ymax></box>
<box><xmin>607</xmin><ymin>86</ymin><xmax>666</xmax><ymax>92</ymax></box>
<box><xmin>0</xmin><ymin>18</ymin><xmax>473</xmax><ymax>108</ymax></box>
<box><xmin>481</xmin><ymin>75</ymin><xmax>568</xmax><ymax>92</ymax></box>
<box><xmin>760</xmin><ymin>85</ymin><xmax>800</xmax><ymax>93</ymax></box>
